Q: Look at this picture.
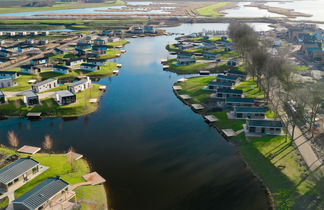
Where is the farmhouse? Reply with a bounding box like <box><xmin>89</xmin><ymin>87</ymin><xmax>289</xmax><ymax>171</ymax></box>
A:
<box><xmin>55</xmin><ymin>90</ymin><xmax>76</xmax><ymax>105</ymax></box>
<box><xmin>68</xmin><ymin>76</ymin><xmax>91</xmax><ymax>94</ymax></box>
<box><xmin>208</xmin><ymin>81</ymin><xmax>233</xmax><ymax>91</ymax></box>
<box><xmin>32</xmin><ymin>78</ymin><xmax>58</xmax><ymax>93</ymax></box>
<box><xmin>226</xmin><ymin>97</ymin><xmax>255</xmax><ymax>107</ymax></box>
<box><xmin>81</xmin><ymin>63</ymin><xmax>100</xmax><ymax>71</ymax></box>
<box><xmin>245</xmin><ymin>119</ymin><xmax>284</xmax><ymax>135</ymax></box>
<box><xmin>0</xmin><ymin>91</ymin><xmax>5</xmax><ymax>104</ymax></box>
<box><xmin>212</xmin><ymin>88</ymin><xmax>243</xmax><ymax>99</ymax></box>
<box><xmin>23</xmin><ymin>91</ymin><xmax>39</xmax><ymax>106</ymax></box>
<box><xmin>20</xmin><ymin>65</ymin><xmax>41</xmax><ymax>74</ymax></box>
<box><xmin>13</xmin><ymin>177</ymin><xmax>76</xmax><ymax>210</ymax></box>
<box><xmin>176</xmin><ymin>54</ymin><xmax>196</xmax><ymax>65</ymax></box>
<box><xmin>217</xmin><ymin>74</ymin><xmax>240</xmax><ymax>84</ymax></box>
<box><xmin>232</xmin><ymin>107</ymin><xmax>267</xmax><ymax>119</ymax></box>
<box><xmin>53</xmin><ymin>65</ymin><xmax>71</xmax><ymax>74</ymax></box>
<box><xmin>0</xmin><ymin>78</ymin><xmax>14</xmax><ymax>88</ymax></box>
<box><xmin>0</xmin><ymin>71</ymin><xmax>18</xmax><ymax>79</ymax></box>
<box><xmin>0</xmin><ymin>157</ymin><xmax>40</xmax><ymax>193</ymax></box>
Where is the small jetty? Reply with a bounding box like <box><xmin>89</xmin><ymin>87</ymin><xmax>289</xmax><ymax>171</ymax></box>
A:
<box><xmin>116</xmin><ymin>53</ymin><xmax>121</xmax><ymax>57</ymax></box>
<box><xmin>179</xmin><ymin>94</ymin><xmax>191</xmax><ymax>100</ymax></box>
<box><xmin>17</xmin><ymin>145</ymin><xmax>41</xmax><ymax>154</ymax></box>
<box><xmin>116</xmin><ymin>64</ymin><xmax>122</xmax><ymax>68</ymax></box>
<box><xmin>113</xmin><ymin>70</ymin><xmax>119</xmax><ymax>74</ymax></box>
<box><xmin>121</xmin><ymin>50</ymin><xmax>126</xmax><ymax>53</ymax></box>
<box><xmin>26</xmin><ymin>112</ymin><xmax>42</xmax><ymax>119</ymax></box>
<box><xmin>173</xmin><ymin>86</ymin><xmax>182</xmax><ymax>91</ymax></box>
<box><xmin>160</xmin><ymin>59</ymin><xmax>167</xmax><ymax>64</ymax></box>
<box><xmin>204</xmin><ymin>115</ymin><xmax>218</xmax><ymax>123</ymax></box>
<box><xmin>89</xmin><ymin>98</ymin><xmax>98</xmax><ymax>103</ymax></box>
<box><xmin>66</xmin><ymin>151</ymin><xmax>83</xmax><ymax>161</ymax></box>
<box><xmin>99</xmin><ymin>85</ymin><xmax>107</xmax><ymax>91</ymax></box>
<box><xmin>177</xmin><ymin>78</ymin><xmax>188</xmax><ymax>82</ymax></box>
<box><xmin>83</xmin><ymin>172</ymin><xmax>106</xmax><ymax>185</ymax></box>
<box><xmin>28</xmin><ymin>79</ymin><xmax>37</xmax><ymax>84</ymax></box>
<box><xmin>192</xmin><ymin>104</ymin><xmax>204</xmax><ymax>110</ymax></box>
<box><xmin>200</xmin><ymin>70</ymin><xmax>210</xmax><ymax>75</ymax></box>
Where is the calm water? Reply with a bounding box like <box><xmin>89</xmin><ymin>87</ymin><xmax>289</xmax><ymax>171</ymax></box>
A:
<box><xmin>0</xmin><ymin>23</ymin><xmax>269</xmax><ymax>210</ymax></box>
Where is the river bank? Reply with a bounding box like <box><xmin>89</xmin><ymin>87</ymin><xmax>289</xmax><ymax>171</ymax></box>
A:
<box><xmin>0</xmin><ymin>145</ymin><xmax>108</xmax><ymax>209</ymax></box>
<box><xmin>172</xmin><ymin>76</ymin><xmax>319</xmax><ymax>209</ymax></box>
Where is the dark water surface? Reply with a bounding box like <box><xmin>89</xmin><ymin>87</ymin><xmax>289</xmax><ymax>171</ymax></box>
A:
<box><xmin>0</xmin><ymin>24</ymin><xmax>269</xmax><ymax>210</ymax></box>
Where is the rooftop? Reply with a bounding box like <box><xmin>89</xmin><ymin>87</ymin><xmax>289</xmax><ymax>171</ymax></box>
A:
<box><xmin>0</xmin><ymin>157</ymin><xmax>39</xmax><ymax>184</ymax></box>
<box><xmin>209</xmin><ymin>81</ymin><xmax>233</xmax><ymax>87</ymax></box>
<box><xmin>17</xmin><ymin>145</ymin><xmax>41</xmax><ymax>154</ymax></box>
<box><xmin>226</xmin><ymin>97</ymin><xmax>255</xmax><ymax>103</ymax></box>
<box><xmin>235</xmin><ymin>107</ymin><xmax>267</xmax><ymax>113</ymax></box>
<box><xmin>56</xmin><ymin>90</ymin><xmax>75</xmax><ymax>97</ymax></box>
<box><xmin>217</xmin><ymin>74</ymin><xmax>238</xmax><ymax>81</ymax></box>
<box><xmin>68</xmin><ymin>78</ymin><xmax>90</xmax><ymax>87</ymax></box>
<box><xmin>32</xmin><ymin>78</ymin><xmax>57</xmax><ymax>87</ymax></box>
<box><xmin>13</xmin><ymin>177</ymin><xmax>69</xmax><ymax>209</ymax></box>
<box><xmin>247</xmin><ymin>120</ymin><xmax>283</xmax><ymax>128</ymax></box>
<box><xmin>217</xmin><ymin>88</ymin><xmax>243</xmax><ymax>94</ymax></box>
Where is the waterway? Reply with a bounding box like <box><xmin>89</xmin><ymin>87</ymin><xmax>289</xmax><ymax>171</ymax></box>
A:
<box><xmin>0</xmin><ymin>23</ymin><xmax>269</xmax><ymax>210</ymax></box>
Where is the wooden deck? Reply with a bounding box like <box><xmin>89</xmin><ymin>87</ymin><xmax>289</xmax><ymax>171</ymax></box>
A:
<box><xmin>17</xmin><ymin>145</ymin><xmax>41</xmax><ymax>154</ymax></box>
<box><xmin>179</xmin><ymin>94</ymin><xmax>191</xmax><ymax>100</ymax></box>
<box><xmin>204</xmin><ymin>115</ymin><xmax>218</xmax><ymax>123</ymax></box>
<box><xmin>83</xmin><ymin>172</ymin><xmax>106</xmax><ymax>185</ymax></box>
<box><xmin>173</xmin><ymin>86</ymin><xmax>182</xmax><ymax>91</ymax></box>
<box><xmin>191</xmin><ymin>104</ymin><xmax>204</xmax><ymax>110</ymax></box>
<box><xmin>26</xmin><ymin>112</ymin><xmax>42</xmax><ymax>118</ymax></box>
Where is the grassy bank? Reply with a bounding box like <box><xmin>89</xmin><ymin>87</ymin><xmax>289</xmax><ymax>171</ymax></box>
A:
<box><xmin>166</xmin><ymin>59</ymin><xmax>211</xmax><ymax>74</ymax></box>
<box><xmin>0</xmin><ymin>147</ymin><xmax>107</xmax><ymax>209</ymax></box>
<box><xmin>176</xmin><ymin>76</ymin><xmax>320</xmax><ymax>209</ymax></box>
<box><xmin>0</xmin><ymin>84</ymin><xmax>104</xmax><ymax>117</ymax></box>
<box><xmin>196</xmin><ymin>2</ymin><xmax>233</xmax><ymax>18</ymax></box>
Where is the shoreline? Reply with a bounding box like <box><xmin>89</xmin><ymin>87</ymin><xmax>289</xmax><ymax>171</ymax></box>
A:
<box><xmin>172</xmin><ymin>79</ymin><xmax>275</xmax><ymax>209</ymax></box>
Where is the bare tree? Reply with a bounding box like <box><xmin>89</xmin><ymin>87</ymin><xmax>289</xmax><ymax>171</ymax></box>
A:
<box><xmin>43</xmin><ymin>135</ymin><xmax>53</xmax><ymax>154</ymax></box>
<box><xmin>7</xmin><ymin>131</ymin><xmax>19</xmax><ymax>149</ymax></box>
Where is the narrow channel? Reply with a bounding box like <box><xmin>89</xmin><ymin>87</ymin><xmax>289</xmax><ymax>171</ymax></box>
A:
<box><xmin>0</xmin><ymin>23</ymin><xmax>269</xmax><ymax>210</ymax></box>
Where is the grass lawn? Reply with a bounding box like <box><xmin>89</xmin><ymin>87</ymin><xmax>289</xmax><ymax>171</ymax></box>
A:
<box><xmin>212</xmin><ymin>112</ymin><xmax>245</xmax><ymax>131</ymax></box>
<box><xmin>178</xmin><ymin>76</ymin><xmax>214</xmax><ymax>104</ymax></box>
<box><xmin>0</xmin><ymin>0</ymin><xmax>125</xmax><ymax>14</ymax></box>
<box><xmin>167</xmin><ymin>59</ymin><xmax>211</xmax><ymax>74</ymax></box>
<box><xmin>107</xmin><ymin>40</ymin><xmax>129</xmax><ymax>48</ymax></box>
<box><xmin>99</xmin><ymin>49</ymin><xmax>121</xmax><ymax>59</ymax></box>
<box><xmin>196</xmin><ymin>2</ymin><xmax>232</xmax><ymax>17</ymax></box>
<box><xmin>239</xmin><ymin>135</ymin><xmax>313</xmax><ymax>208</ymax></box>
<box><xmin>49</xmin><ymin>53</ymin><xmax>76</xmax><ymax>61</ymax></box>
<box><xmin>234</xmin><ymin>79</ymin><xmax>265</xmax><ymax>99</ymax></box>
<box><xmin>166</xmin><ymin>44</ymin><xmax>180</xmax><ymax>52</ymax></box>
<box><xmin>1</xmin><ymin>74</ymin><xmax>36</xmax><ymax>92</ymax></box>
<box><xmin>76</xmin><ymin>62</ymin><xmax>117</xmax><ymax>78</ymax></box>
<box><xmin>0</xmin><ymin>84</ymin><xmax>104</xmax><ymax>117</ymax></box>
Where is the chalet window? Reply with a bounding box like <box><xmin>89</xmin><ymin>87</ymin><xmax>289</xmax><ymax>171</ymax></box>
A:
<box><xmin>8</xmin><ymin>182</ymin><xmax>13</xmax><ymax>186</ymax></box>
<box><xmin>14</xmin><ymin>178</ymin><xmax>19</xmax><ymax>183</ymax></box>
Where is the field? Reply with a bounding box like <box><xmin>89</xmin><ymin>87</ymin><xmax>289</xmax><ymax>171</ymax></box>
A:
<box><xmin>196</xmin><ymin>2</ymin><xmax>233</xmax><ymax>17</ymax></box>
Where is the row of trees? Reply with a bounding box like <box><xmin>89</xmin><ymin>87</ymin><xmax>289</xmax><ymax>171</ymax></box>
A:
<box><xmin>228</xmin><ymin>22</ymin><xmax>323</xmax><ymax>142</ymax></box>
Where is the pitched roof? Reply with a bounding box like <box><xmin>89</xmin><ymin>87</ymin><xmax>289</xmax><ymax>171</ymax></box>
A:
<box><xmin>226</xmin><ymin>97</ymin><xmax>255</xmax><ymax>103</ymax></box>
<box><xmin>81</xmin><ymin>63</ymin><xmax>97</xmax><ymax>68</ymax></box>
<box><xmin>227</xmin><ymin>69</ymin><xmax>246</xmax><ymax>76</ymax></box>
<box><xmin>0</xmin><ymin>158</ymin><xmax>39</xmax><ymax>184</ymax></box>
<box><xmin>235</xmin><ymin>107</ymin><xmax>267</xmax><ymax>113</ymax></box>
<box><xmin>56</xmin><ymin>90</ymin><xmax>75</xmax><ymax>97</ymax></box>
<box><xmin>13</xmin><ymin>177</ymin><xmax>69</xmax><ymax>210</ymax></box>
<box><xmin>53</xmin><ymin>65</ymin><xmax>70</xmax><ymax>70</ymax></box>
<box><xmin>23</xmin><ymin>91</ymin><xmax>38</xmax><ymax>98</ymax></box>
<box><xmin>217</xmin><ymin>88</ymin><xmax>243</xmax><ymax>94</ymax></box>
<box><xmin>32</xmin><ymin>78</ymin><xmax>57</xmax><ymax>87</ymax></box>
<box><xmin>0</xmin><ymin>71</ymin><xmax>17</xmax><ymax>75</ymax></box>
<box><xmin>208</xmin><ymin>81</ymin><xmax>233</xmax><ymax>87</ymax></box>
<box><xmin>67</xmin><ymin>78</ymin><xmax>90</xmax><ymax>87</ymax></box>
<box><xmin>217</xmin><ymin>74</ymin><xmax>238</xmax><ymax>81</ymax></box>
<box><xmin>247</xmin><ymin>120</ymin><xmax>283</xmax><ymax>128</ymax></box>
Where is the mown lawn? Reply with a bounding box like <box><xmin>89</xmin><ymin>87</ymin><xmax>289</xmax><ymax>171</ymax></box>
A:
<box><xmin>107</xmin><ymin>40</ymin><xmax>128</xmax><ymax>48</ymax></box>
<box><xmin>1</xmin><ymin>74</ymin><xmax>36</xmax><ymax>92</ymax></box>
<box><xmin>212</xmin><ymin>112</ymin><xmax>245</xmax><ymax>131</ymax></box>
<box><xmin>234</xmin><ymin>79</ymin><xmax>265</xmax><ymax>99</ymax></box>
<box><xmin>99</xmin><ymin>49</ymin><xmax>121</xmax><ymax>59</ymax></box>
<box><xmin>167</xmin><ymin>59</ymin><xmax>211</xmax><ymax>74</ymax></box>
<box><xmin>178</xmin><ymin>76</ymin><xmax>214</xmax><ymax>104</ymax></box>
<box><xmin>196</xmin><ymin>2</ymin><xmax>232</xmax><ymax>17</ymax></box>
<box><xmin>76</xmin><ymin>62</ymin><xmax>117</xmax><ymax>78</ymax></box>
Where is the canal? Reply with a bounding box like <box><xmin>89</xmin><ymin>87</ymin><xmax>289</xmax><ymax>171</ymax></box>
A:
<box><xmin>0</xmin><ymin>23</ymin><xmax>270</xmax><ymax>210</ymax></box>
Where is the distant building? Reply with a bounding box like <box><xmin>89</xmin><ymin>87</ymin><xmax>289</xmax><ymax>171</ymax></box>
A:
<box><xmin>203</xmin><ymin>52</ymin><xmax>220</xmax><ymax>60</ymax></box>
<box><xmin>133</xmin><ymin>26</ymin><xmax>144</xmax><ymax>34</ymax></box>
<box><xmin>32</xmin><ymin>78</ymin><xmax>58</xmax><ymax>93</ymax></box>
<box><xmin>20</xmin><ymin>65</ymin><xmax>41</xmax><ymax>74</ymax></box>
<box><xmin>64</xmin><ymin>58</ymin><xmax>84</xmax><ymax>66</ymax></box>
<box><xmin>176</xmin><ymin>54</ymin><xmax>196</xmax><ymax>65</ymax></box>
<box><xmin>23</xmin><ymin>91</ymin><xmax>39</xmax><ymax>106</ymax></box>
<box><xmin>0</xmin><ymin>71</ymin><xmax>18</xmax><ymax>79</ymax></box>
<box><xmin>30</xmin><ymin>57</ymin><xmax>48</xmax><ymax>66</ymax></box>
<box><xmin>80</xmin><ymin>63</ymin><xmax>100</xmax><ymax>72</ymax></box>
<box><xmin>246</xmin><ymin>119</ymin><xmax>283</xmax><ymax>135</ymax></box>
<box><xmin>55</xmin><ymin>90</ymin><xmax>76</xmax><ymax>105</ymax></box>
<box><xmin>93</xmin><ymin>38</ymin><xmax>106</xmax><ymax>46</ymax></box>
<box><xmin>0</xmin><ymin>157</ymin><xmax>40</xmax><ymax>192</ymax></box>
<box><xmin>54</xmin><ymin>48</ymin><xmax>66</xmax><ymax>55</ymax></box>
<box><xmin>67</xmin><ymin>77</ymin><xmax>91</xmax><ymax>94</ymax></box>
<box><xmin>0</xmin><ymin>78</ymin><xmax>14</xmax><ymax>88</ymax></box>
<box><xmin>0</xmin><ymin>49</ymin><xmax>13</xmax><ymax>57</ymax></box>
<box><xmin>13</xmin><ymin>177</ymin><xmax>76</xmax><ymax>210</ymax></box>
<box><xmin>87</xmin><ymin>58</ymin><xmax>106</xmax><ymax>66</ymax></box>
<box><xmin>38</xmin><ymin>39</ymin><xmax>49</xmax><ymax>45</ymax></box>
<box><xmin>144</xmin><ymin>25</ymin><xmax>155</xmax><ymax>33</ymax></box>
<box><xmin>53</xmin><ymin>65</ymin><xmax>71</xmax><ymax>74</ymax></box>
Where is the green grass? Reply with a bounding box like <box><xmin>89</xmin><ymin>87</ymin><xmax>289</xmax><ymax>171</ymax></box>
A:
<box><xmin>0</xmin><ymin>197</ymin><xmax>8</xmax><ymax>209</ymax></box>
<box><xmin>0</xmin><ymin>84</ymin><xmax>104</xmax><ymax>117</ymax></box>
<box><xmin>0</xmin><ymin>0</ymin><xmax>125</xmax><ymax>14</ymax></box>
<box><xmin>196</xmin><ymin>2</ymin><xmax>232</xmax><ymax>17</ymax></box>
<box><xmin>178</xmin><ymin>76</ymin><xmax>214</xmax><ymax>104</ymax></box>
<box><xmin>166</xmin><ymin>44</ymin><xmax>180</xmax><ymax>52</ymax></box>
<box><xmin>1</xmin><ymin>74</ymin><xmax>36</xmax><ymax>92</ymax></box>
<box><xmin>167</xmin><ymin>59</ymin><xmax>211</xmax><ymax>74</ymax></box>
<box><xmin>212</xmin><ymin>112</ymin><xmax>245</xmax><ymax>131</ymax></box>
<box><xmin>239</xmin><ymin>135</ymin><xmax>313</xmax><ymax>208</ymax></box>
<box><xmin>107</xmin><ymin>40</ymin><xmax>129</xmax><ymax>48</ymax></box>
<box><xmin>76</xmin><ymin>62</ymin><xmax>117</xmax><ymax>78</ymax></box>
<box><xmin>75</xmin><ymin>185</ymin><xmax>108</xmax><ymax>210</ymax></box>
<box><xmin>234</xmin><ymin>79</ymin><xmax>265</xmax><ymax>99</ymax></box>
<box><xmin>292</xmin><ymin>65</ymin><xmax>309</xmax><ymax>71</ymax></box>
<box><xmin>99</xmin><ymin>49</ymin><xmax>121</xmax><ymax>59</ymax></box>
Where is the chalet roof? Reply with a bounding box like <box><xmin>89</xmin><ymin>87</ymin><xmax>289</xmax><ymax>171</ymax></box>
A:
<box><xmin>247</xmin><ymin>120</ymin><xmax>283</xmax><ymax>128</ymax></box>
<box><xmin>226</xmin><ymin>97</ymin><xmax>255</xmax><ymax>103</ymax></box>
<box><xmin>53</xmin><ymin>65</ymin><xmax>70</xmax><ymax>70</ymax></box>
<box><xmin>227</xmin><ymin>69</ymin><xmax>246</xmax><ymax>76</ymax></box>
<box><xmin>235</xmin><ymin>107</ymin><xmax>267</xmax><ymax>113</ymax></box>
<box><xmin>68</xmin><ymin>78</ymin><xmax>90</xmax><ymax>87</ymax></box>
<box><xmin>208</xmin><ymin>81</ymin><xmax>233</xmax><ymax>87</ymax></box>
<box><xmin>13</xmin><ymin>177</ymin><xmax>69</xmax><ymax>210</ymax></box>
<box><xmin>217</xmin><ymin>74</ymin><xmax>238</xmax><ymax>81</ymax></box>
<box><xmin>217</xmin><ymin>88</ymin><xmax>242</xmax><ymax>94</ymax></box>
<box><xmin>56</xmin><ymin>90</ymin><xmax>75</xmax><ymax>97</ymax></box>
<box><xmin>0</xmin><ymin>71</ymin><xmax>17</xmax><ymax>75</ymax></box>
<box><xmin>0</xmin><ymin>157</ymin><xmax>39</xmax><ymax>184</ymax></box>
<box><xmin>81</xmin><ymin>63</ymin><xmax>97</xmax><ymax>68</ymax></box>
<box><xmin>23</xmin><ymin>91</ymin><xmax>38</xmax><ymax>98</ymax></box>
<box><xmin>32</xmin><ymin>78</ymin><xmax>57</xmax><ymax>87</ymax></box>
